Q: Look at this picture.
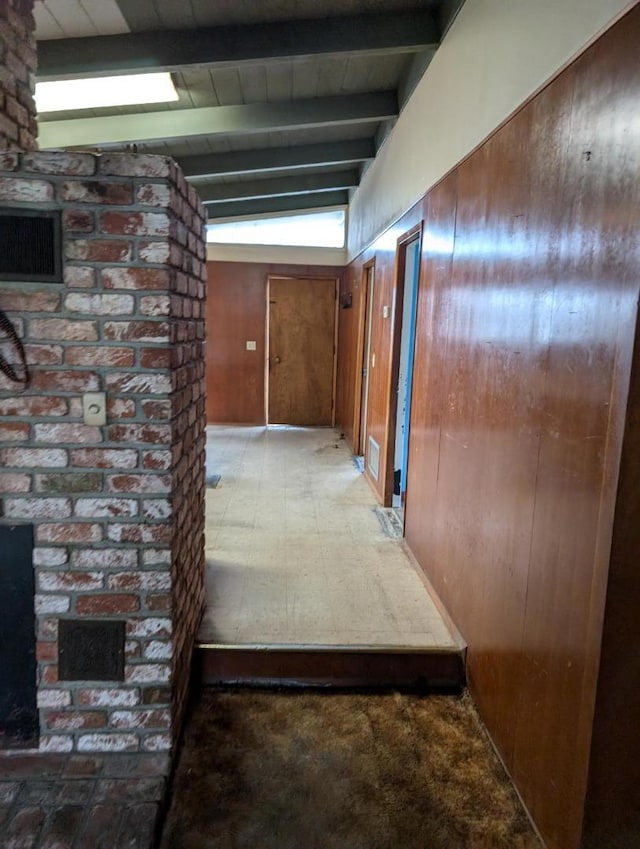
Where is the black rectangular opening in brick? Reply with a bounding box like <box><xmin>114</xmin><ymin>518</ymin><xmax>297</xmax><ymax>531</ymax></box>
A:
<box><xmin>0</xmin><ymin>208</ymin><xmax>62</xmax><ymax>282</ymax></box>
<box><xmin>59</xmin><ymin>619</ymin><xmax>125</xmax><ymax>681</ymax></box>
<box><xmin>0</xmin><ymin>524</ymin><xmax>38</xmax><ymax>749</ymax></box>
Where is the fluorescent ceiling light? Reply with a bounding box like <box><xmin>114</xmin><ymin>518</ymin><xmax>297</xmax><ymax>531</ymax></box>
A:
<box><xmin>35</xmin><ymin>72</ymin><xmax>179</xmax><ymax>113</ymax></box>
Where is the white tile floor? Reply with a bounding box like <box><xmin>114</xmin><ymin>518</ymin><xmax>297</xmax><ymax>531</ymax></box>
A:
<box><xmin>199</xmin><ymin>425</ymin><xmax>458</xmax><ymax>650</ymax></box>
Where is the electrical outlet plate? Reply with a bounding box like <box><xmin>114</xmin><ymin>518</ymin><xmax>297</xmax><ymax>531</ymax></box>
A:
<box><xmin>82</xmin><ymin>392</ymin><xmax>107</xmax><ymax>426</ymax></box>
<box><xmin>246</xmin><ymin>340</ymin><xmax>257</xmax><ymax>351</ymax></box>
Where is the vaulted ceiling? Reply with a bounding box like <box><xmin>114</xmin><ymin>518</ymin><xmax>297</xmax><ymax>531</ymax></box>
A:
<box><xmin>35</xmin><ymin>0</ymin><xmax>465</xmax><ymax>221</ymax></box>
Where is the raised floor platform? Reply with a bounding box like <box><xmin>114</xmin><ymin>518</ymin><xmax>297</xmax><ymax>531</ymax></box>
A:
<box><xmin>199</xmin><ymin>426</ymin><xmax>465</xmax><ymax>688</ymax></box>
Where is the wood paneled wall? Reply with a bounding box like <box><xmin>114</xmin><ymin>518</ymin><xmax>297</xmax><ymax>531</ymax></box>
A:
<box><xmin>206</xmin><ymin>261</ymin><xmax>343</xmax><ymax>424</ymax></box>
<box><xmin>336</xmin><ymin>7</ymin><xmax>640</xmax><ymax>848</ymax></box>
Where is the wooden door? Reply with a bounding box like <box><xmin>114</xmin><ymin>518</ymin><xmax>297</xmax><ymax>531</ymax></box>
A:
<box><xmin>268</xmin><ymin>277</ymin><xmax>336</xmax><ymax>425</ymax></box>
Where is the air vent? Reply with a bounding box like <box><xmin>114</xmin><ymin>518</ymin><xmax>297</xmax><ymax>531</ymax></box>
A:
<box><xmin>0</xmin><ymin>208</ymin><xmax>62</xmax><ymax>282</ymax></box>
<box><xmin>367</xmin><ymin>436</ymin><xmax>380</xmax><ymax>480</ymax></box>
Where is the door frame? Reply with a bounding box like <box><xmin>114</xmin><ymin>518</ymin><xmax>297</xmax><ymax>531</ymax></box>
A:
<box><xmin>265</xmin><ymin>274</ymin><xmax>340</xmax><ymax>426</ymax></box>
<box><xmin>384</xmin><ymin>223</ymin><xmax>423</xmax><ymax>507</ymax></box>
<box><xmin>352</xmin><ymin>259</ymin><xmax>375</xmax><ymax>455</ymax></box>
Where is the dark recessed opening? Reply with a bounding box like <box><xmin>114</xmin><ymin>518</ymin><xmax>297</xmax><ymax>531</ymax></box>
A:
<box><xmin>0</xmin><ymin>208</ymin><xmax>62</xmax><ymax>282</ymax></box>
<box><xmin>0</xmin><ymin>524</ymin><xmax>38</xmax><ymax>749</ymax></box>
<box><xmin>59</xmin><ymin>619</ymin><xmax>125</xmax><ymax>681</ymax></box>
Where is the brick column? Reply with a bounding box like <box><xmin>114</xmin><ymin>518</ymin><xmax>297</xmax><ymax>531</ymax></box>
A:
<box><xmin>0</xmin><ymin>152</ymin><xmax>206</xmax><ymax>753</ymax></box>
<box><xmin>0</xmin><ymin>0</ymin><xmax>38</xmax><ymax>151</ymax></box>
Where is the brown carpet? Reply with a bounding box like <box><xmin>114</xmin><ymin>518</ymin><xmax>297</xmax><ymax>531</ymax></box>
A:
<box><xmin>160</xmin><ymin>690</ymin><xmax>541</xmax><ymax>849</ymax></box>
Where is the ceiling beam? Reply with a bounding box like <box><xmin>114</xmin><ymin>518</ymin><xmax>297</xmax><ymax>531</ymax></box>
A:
<box><xmin>38</xmin><ymin>92</ymin><xmax>398</xmax><ymax>149</ymax></box>
<box><xmin>37</xmin><ymin>11</ymin><xmax>440</xmax><ymax>79</ymax></box>
<box><xmin>205</xmin><ymin>191</ymin><xmax>349</xmax><ymax>220</ymax></box>
<box><xmin>38</xmin><ymin>91</ymin><xmax>398</xmax><ymax>150</ymax></box>
<box><xmin>196</xmin><ymin>170</ymin><xmax>360</xmax><ymax>203</ymax></box>
<box><xmin>180</xmin><ymin>139</ymin><xmax>375</xmax><ymax>180</ymax></box>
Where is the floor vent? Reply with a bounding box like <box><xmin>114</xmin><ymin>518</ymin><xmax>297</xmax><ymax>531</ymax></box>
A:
<box><xmin>367</xmin><ymin>436</ymin><xmax>380</xmax><ymax>480</ymax></box>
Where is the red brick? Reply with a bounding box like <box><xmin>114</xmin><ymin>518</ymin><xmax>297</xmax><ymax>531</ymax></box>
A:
<box><xmin>140</xmin><ymin>294</ymin><xmax>171</xmax><ymax>316</ymax></box>
<box><xmin>0</xmin><ymin>394</ymin><xmax>67</xmax><ymax>416</ymax></box>
<box><xmin>64</xmin><ymin>265</ymin><xmax>96</xmax><ymax>288</ymax></box>
<box><xmin>66</xmin><ymin>346</ymin><xmax>134</xmax><ymax>367</ymax></box>
<box><xmin>23</xmin><ymin>343</ymin><xmax>63</xmax><ymax>364</ymax></box>
<box><xmin>39</xmin><ymin>571</ymin><xmax>104</xmax><ymax>592</ymax></box>
<box><xmin>137</xmin><ymin>183</ymin><xmax>171</xmax><ymax>206</ymax></box>
<box><xmin>71</xmin><ymin>549</ymin><xmax>137</xmax><ymax>569</ymax></box>
<box><xmin>110</xmin><ymin>709</ymin><xmax>170</xmax><ymax>729</ymax></box>
<box><xmin>34</xmin><ymin>423</ymin><xmax>102</xmax><ymax>444</ymax></box>
<box><xmin>103</xmin><ymin>320</ymin><xmax>170</xmax><ymax>342</ymax></box>
<box><xmin>71</xmin><ymin>448</ymin><xmax>138</xmax><ymax>469</ymax></box>
<box><xmin>108</xmin><ymin>572</ymin><xmax>170</xmax><ymax>591</ymax></box>
<box><xmin>66</xmin><ymin>239</ymin><xmax>132</xmax><ymax>263</ymax></box>
<box><xmin>100</xmin><ymin>210</ymin><xmax>170</xmax><ymax>236</ymax></box>
<box><xmin>29</xmin><ymin>318</ymin><xmax>99</xmax><ymax>341</ymax></box>
<box><xmin>78</xmin><ymin>733</ymin><xmax>138</xmax><ymax>753</ymax></box>
<box><xmin>140</xmin><ymin>399</ymin><xmax>171</xmax><ymax>420</ymax></box>
<box><xmin>108</xmin><ymin>424</ymin><xmax>171</xmax><ymax>445</ymax></box>
<box><xmin>23</xmin><ymin>151</ymin><xmax>95</xmax><ymax>175</ymax></box>
<box><xmin>139</xmin><ymin>348</ymin><xmax>171</xmax><ymax>369</ymax></box>
<box><xmin>44</xmin><ymin>711</ymin><xmax>107</xmax><ymax>731</ymax></box>
<box><xmin>65</xmin><ymin>292</ymin><xmax>134</xmax><ymax>316</ymax></box>
<box><xmin>29</xmin><ymin>370</ymin><xmax>99</xmax><ymax>393</ymax></box>
<box><xmin>106</xmin><ymin>398</ymin><xmax>136</xmax><ymax>419</ymax></box>
<box><xmin>101</xmin><ymin>267</ymin><xmax>169</xmax><ymax>290</ymax></box>
<box><xmin>0</xmin><ymin>151</ymin><xmax>19</xmax><ymax>170</ymax></box>
<box><xmin>0</xmin><ymin>472</ymin><xmax>31</xmax><ymax>492</ymax></box>
<box><xmin>106</xmin><ymin>474</ymin><xmax>171</xmax><ymax>494</ymax></box>
<box><xmin>142</xmin><ymin>451</ymin><xmax>171</xmax><ymax>471</ymax></box>
<box><xmin>37</xmin><ymin>523</ymin><xmax>103</xmax><ymax>544</ymax></box>
<box><xmin>74</xmin><ymin>497</ymin><xmax>138</xmax><ymax>518</ymax></box>
<box><xmin>1</xmin><ymin>447</ymin><xmax>67</xmax><ymax>467</ymax></box>
<box><xmin>61</xmin><ymin>180</ymin><xmax>133</xmax><ymax>205</ymax></box>
<box><xmin>0</xmin><ymin>421</ymin><xmax>29</xmax><ymax>441</ymax></box>
<box><xmin>146</xmin><ymin>594</ymin><xmax>172</xmax><ymax>612</ymax></box>
<box><xmin>77</xmin><ymin>594</ymin><xmax>140</xmax><ymax>614</ymax></box>
<box><xmin>107</xmin><ymin>524</ymin><xmax>172</xmax><ymax>544</ymax></box>
<box><xmin>105</xmin><ymin>372</ymin><xmax>171</xmax><ymax>394</ymax></box>
<box><xmin>36</xmin><ymin>641</ymin><xmax>57</xmax><ymax>662</ymax></box>
<box><xmin>63</xmin><ymin>209</ymin><xmax>95</xmax><ymax>232</ymax></box>
<box><xmin>98</xmin><ymin>153</ymin><xmax>172</xmax><ymax>178</ymax></box>
<box><xmin>76</xmin><ymin>689</ymin><xmax>140</xmax><ymax>708</ymax></box>
<box><xmin>138</xmin><ymin>240</ymin><xmax>171</xmax><ymax>264</ymax></box>
<box><xmin>0</xmin><ymin>290</ymin><xmax>59</xmax><ymax>311</ymax></box>
<box><xmin>0</xmin><ymin>175</ymin><xmax>53</xmax><ymax>201</ymax></box>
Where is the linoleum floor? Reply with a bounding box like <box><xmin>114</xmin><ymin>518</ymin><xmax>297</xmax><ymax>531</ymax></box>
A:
<box><xmin>199</xmin><ymin>426</ymin><xmax>458</xmax><ymax>650</ymax></box>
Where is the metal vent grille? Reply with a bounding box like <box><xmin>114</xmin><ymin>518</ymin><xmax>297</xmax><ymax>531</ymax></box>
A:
<box><xmin>0</xmin><ymin>209</ymin><xmax>62</xmax><ymax>282</ymax></box>
<box><xmin>368</xmin><ymin>436</ymin><xmax>380</xmax><ymax>480</ymax></box>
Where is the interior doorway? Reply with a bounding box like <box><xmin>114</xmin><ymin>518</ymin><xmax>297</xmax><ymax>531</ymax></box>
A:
<box><xmin>391</xmin><ymin>234</ymin><xmax>421</xmax><ymax>517</ymax></box>
<box><xmin>267</xmin><ymin>276</ymin><xmax>338</xmax><ymax>426</ymax></box>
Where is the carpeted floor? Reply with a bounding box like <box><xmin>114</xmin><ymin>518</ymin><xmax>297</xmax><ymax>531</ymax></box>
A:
<box><xmin>160</xmin><ymin>690</ymin><xmax>542</xmax><ymax>849</ymax></box>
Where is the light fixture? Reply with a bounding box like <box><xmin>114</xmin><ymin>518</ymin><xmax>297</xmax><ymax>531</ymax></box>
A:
<box><xmin>35</xmin><ymin>72</ymin><xmax>179</xmax><ymax>113</ymax></box>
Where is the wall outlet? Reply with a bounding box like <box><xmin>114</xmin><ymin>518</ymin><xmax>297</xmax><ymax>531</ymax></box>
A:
<box><xmin>383</xmin><ymin>305</ymin><xmax>390</xmax><ymax>319</ymax></box>
<box><xmin>246</xmin><ymin>340</ymin><xmax>257</xmax><ymax>351</ymax></box>
<box><xmin>82</xmin><ymin>392</ymin><xmax>107</xmax><ymax>426</ymax></box>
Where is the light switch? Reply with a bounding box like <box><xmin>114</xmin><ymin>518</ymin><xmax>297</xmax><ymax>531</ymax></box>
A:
<box><xmin>83</xmin><ymin>392</ymin><xmax>107</xmax><ymax>426</ymax></box>
<box><xmin>383</xmin><ymin>305</ymin><xmax>390</xmax><ymax>319</ymax></box>
<box><xmin>246</xmin><ymin>340</ymin><xmax>257</xmax><ymax>351</ymax></box>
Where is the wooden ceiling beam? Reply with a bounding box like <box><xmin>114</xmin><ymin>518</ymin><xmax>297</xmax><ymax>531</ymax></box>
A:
<box><xmin>38</xmin><ymin>92</ymin><xmax>398</xmax><ymax>149</ymax></box>
<box><xmin>196</xmin><ymin>169</ymin><xmax>360</xmax><ymax>203</ymax></box>
<box><xmin>205</xmin><ymin>190</ymin><xmax>349</xmax><ymax>219</ymax></box>
<box><xmin>180</xmin><ymin>139</ymin><xmax>375</xmax><ymax>180</ymax></box>
<box><xmin>37</xmin><ymin>11</ymin><xmax>440</xmax><ymax>79</ymax></box>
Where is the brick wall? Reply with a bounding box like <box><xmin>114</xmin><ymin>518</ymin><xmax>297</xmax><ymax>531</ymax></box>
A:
<box><xmin>0</xmin><ymin>151</ymin><xmax>206</xmax><ymax>753</ymax></box>
<box><xmin>0</xmin><ymin>0</ymin><xmax>37</xmax><ymax>151</ymax></box>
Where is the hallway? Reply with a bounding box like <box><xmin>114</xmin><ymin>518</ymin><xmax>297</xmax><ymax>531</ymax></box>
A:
<box><xmin>200</xmin><ymin>426</ymin><xmax>458</xmax><ymax>651</ymax></box>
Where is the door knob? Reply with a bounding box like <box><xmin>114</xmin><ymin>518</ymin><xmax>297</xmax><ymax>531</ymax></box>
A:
<box><xmin>274</xmin><ymin>356</ymin><xmax>281</xmax><ymax>363</ymax></box>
